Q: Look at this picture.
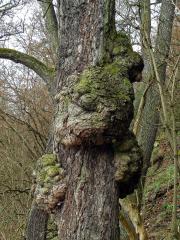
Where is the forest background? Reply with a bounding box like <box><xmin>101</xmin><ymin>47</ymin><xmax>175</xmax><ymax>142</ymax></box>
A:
<box><xmin>0</xmin><ymin>0</ymin><xmax>179</xmax><ymax>239</ymax></box>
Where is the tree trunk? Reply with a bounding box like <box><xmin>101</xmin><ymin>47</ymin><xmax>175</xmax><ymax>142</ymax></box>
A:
<box><xmin>55</xmin><ymin>1</ymin><xmax>120</xmax><ymax>239</ymax></box>
<box><xmin>56</xmin><ymin>145</ymin><xmax>120</xmax><ymax>239</ymax></box>
<box><xmin>30</xmin><ymin>1</ymin><xmax>143</xmax><ymax>239</ymax></box>
<box><xmin>26</xmin><ymin>202</ymin><xmax>48</xmax><ymax>240</ymax></box>
<box><xmin>52</xmin><ymin>0</ymin><xmax>143</xmax><ymax>239</ymax></box>
<box><xmin>26</xmin><ymin>135</ymin><xmax>53</xmax><ymax>240</ymax></box>
<box><xmin>138</xmin><ymin>0</ymin><xmax>175</xmax><ymax>182</ymax></box>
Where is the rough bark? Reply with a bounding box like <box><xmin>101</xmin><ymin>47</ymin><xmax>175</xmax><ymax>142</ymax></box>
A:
<box><xmin>55</xmin><ymin>1</ymin><xmax>121</xmax><ymax>238</ymax></box>
<box><xmin>56</xmin><ymin>145</ymin><xmax>120</xmax><ymax>239</ymax></box>
<box><xmin>26</xmin><ymin>202</ymin><xmax>48</xmax><ymax>240</ymax></box>
<box><xmin>51</xmin><ymin>0</ymin><xmax>142</xmax><ymax>239</ymax></box>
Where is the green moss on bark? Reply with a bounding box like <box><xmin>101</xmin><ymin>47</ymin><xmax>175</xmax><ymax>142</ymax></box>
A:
<box><xmin>55</xmin><ymin>28</ymin><xmax>143</xmax><ymax>146</ymax></box>
<box><xmin>74</xmin><ymin>59</ymin><xmax>133</xmax><ymax>107</ymax></box>
<box><xmin>34</xmin><ymin>154</ymin><xmax>66</xmax><ymax>211</ymax></box>
<box><xmin>38</xmin><ymin>154</ymin><xmax>56</xmax><ymax>167</ymax></box>
<box><xmin>36</xmin><ymin>154</ymin><xmax>62</xmax><ymax>184</ymax></box>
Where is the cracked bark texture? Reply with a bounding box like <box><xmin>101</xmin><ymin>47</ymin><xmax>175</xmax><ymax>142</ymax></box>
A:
<box><xmin>26</xmin><ymin>202</ymin><xmax>48</xmax><ymax>240</ymax></box>
<box><xmin>56</xmin><ymin>145</ymin><xmax>120</xmax><ymax>239</ymax></box>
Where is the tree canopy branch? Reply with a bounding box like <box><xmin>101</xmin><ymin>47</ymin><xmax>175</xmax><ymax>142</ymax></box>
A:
<box><xmin>0</xmin><ymin>48</ymin><xmax>55</xmax><ymax>84</ymax></box>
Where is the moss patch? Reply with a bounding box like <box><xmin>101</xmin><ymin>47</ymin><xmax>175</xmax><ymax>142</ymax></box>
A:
<box><xmin>74</xmin><ymin>59</ymin><xmax>133</xmax><ymax>108</ymax></box>
<box><xmin>34</xmin><ymin>154</ymin><xmax>66</xmax><ymax>210</ymax></box>
<box><xmin>35</xmin><ymin>154</ymin><xmax>63</xmax><ymax>187</ymax></box>
<box><xmin>46</xmin><ymin>165</ymin><xmax>60</xmax><ymax>177</ymax></box>
<box><xmin>112</xmin><ymin>32</ymin><xmax>132</xmax><ymax>56</ymax></box>
<box><xmin>38</xmin><ymin>154</ymin><xmax>56</xmax><ymax>168</ymax></box>
<box><xmin>101</xmin><ymin>31</ymin><xmax>133</xmax><ymax>63</ymax></box>
<box><xmin>55</xmin><ymin>29</ymin><xmax>143</xmax><ymax>146</ymax></box>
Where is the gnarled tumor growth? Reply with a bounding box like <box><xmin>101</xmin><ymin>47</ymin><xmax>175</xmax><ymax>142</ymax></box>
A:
<box><xmin>114</xmin><ymin>132</ymin><xmax>143</xmax><ymax>198</ymax></box>
<box><xmin>54</xmin><ymin>32</ymin><xmax>143</xmax><ymax>147</ymax></box>
<box><xmin>56</xmin><ymin>67</ymin><xmax>133</xmax><ymax>145</ymax></box>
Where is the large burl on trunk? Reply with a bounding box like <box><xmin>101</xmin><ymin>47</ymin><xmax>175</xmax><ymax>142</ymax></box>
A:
<box><xmin>34</xmin><ymin>0</ymin><xmax>143</xmax><ymax>239</ymax></box>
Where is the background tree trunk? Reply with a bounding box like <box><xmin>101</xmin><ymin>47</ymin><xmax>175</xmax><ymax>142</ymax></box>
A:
<box><xmin>138</xmin><ymin>0</ymin><xmax>175</xmax><ymax>183</ymax></box>
<box><xmin>26</xmin><ymin>135</ymin><xmax>53</xmax><ymax>240</ymax></box>
<box><xmin>26</xmin><ymin>203</ymin><xmax>48</xmax><ymax>240</ymax></box>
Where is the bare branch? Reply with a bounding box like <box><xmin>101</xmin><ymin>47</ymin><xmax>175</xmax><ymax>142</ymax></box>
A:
<box><xmin>0</xmin><ymin>48</ymin><xmax>55</xmax><ymax>84</ymax></box>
